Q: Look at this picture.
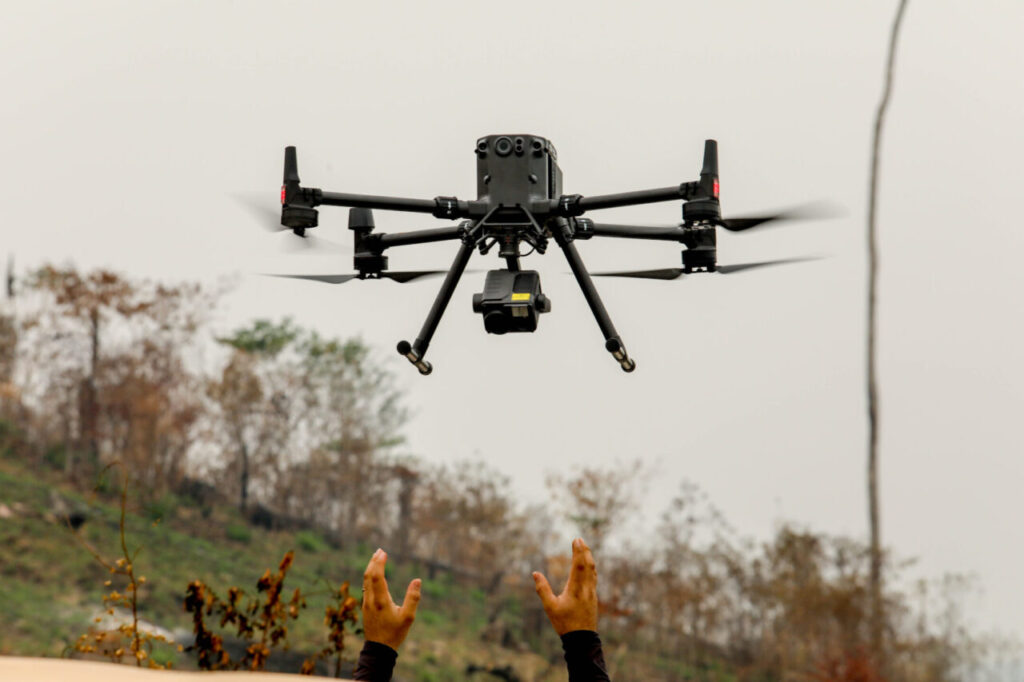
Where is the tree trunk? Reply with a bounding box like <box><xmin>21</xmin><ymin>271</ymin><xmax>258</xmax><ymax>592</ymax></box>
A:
<box><xmin>867</xmin><ymin>0</ymin><xmax>910</xmax><ymax>666</ymax></box>
<box><xmin>239</xmin><ymin>441</ymin><xmax>250</xmax><ymax>513</ymax></box>
<box><xmin>76</xmin><ymin>307</ymin><xmax>101</xmax><ymax>480</ymax></box>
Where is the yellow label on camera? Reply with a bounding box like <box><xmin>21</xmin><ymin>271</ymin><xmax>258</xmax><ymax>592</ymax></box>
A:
<box><xmin>511</xmin><ymin>293</ymin><xmax>532</xmax><ymax>301</ymax></box>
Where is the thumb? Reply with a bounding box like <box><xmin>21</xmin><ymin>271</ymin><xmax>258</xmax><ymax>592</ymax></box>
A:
<box><xmin>401</xmin><ymin>579</ymin><xmax>422</xmax><ymax>621</ymax></box>
<box><xmin>532</xmin><ymin>571</ymin><xmax>556</xmax><ymax>610</ymax></box>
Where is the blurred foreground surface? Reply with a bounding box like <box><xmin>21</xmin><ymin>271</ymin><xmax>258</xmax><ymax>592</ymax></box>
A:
<box><xmin>0</xmin><ymin>657</ymin><xmax>349</xmax><ymax>682</ymax></box>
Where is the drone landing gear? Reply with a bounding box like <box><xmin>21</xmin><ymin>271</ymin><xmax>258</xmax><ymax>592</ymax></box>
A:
<box><xmin>397</xmin><ymin>235</ymin><xmax>477</xmax><ymax>375</ymax></box>
<box><xmin>554</xmin><ymin>219</ymin><xmax>636</xmax><ymax>373</ymax></box>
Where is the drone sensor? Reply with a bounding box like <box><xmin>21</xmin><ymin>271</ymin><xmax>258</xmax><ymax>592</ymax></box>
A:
<box><xmin>472</xmin><ymin>270</ymin><xmax>551</xmax><ymax>335</ymax></box>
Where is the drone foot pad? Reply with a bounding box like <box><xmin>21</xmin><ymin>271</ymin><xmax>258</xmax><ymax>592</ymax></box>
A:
<box><xmin>605</xmin><ymin>338</ymin><xmax>636</xmax><ymax>372</ymax></box>
<box><xmin>397</xmin><ymin>340</ymin><xmax>433</xmax><ymax>375</ymax></box>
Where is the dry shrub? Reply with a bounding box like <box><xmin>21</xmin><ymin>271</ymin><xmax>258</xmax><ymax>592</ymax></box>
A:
<box><xmin>183</xmin><ymin>550</ymin><xmax>306</xmax><ymax>671</ymax></box>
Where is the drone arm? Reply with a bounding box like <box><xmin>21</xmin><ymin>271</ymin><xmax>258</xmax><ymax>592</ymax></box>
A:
<box><xmin>377</xmin><ymin>225</ymin><xmax>466</xmax><ymax>249</ymax></box>
<box><xmin>555</xmin><ymin>182</ymin><xmax>700</xmax><ymax>216</ymax></box>
<box><xmin>318</xmin><ymin>190</ymin><xmax>434</xmax><ymax>213</ymax></box>
<box><xmin>580</xmin><ymin>220</ymin><xmax>686</xmax><ymax>242</ymax></box>
<box><xmin>307</xmin><ymin>189</ymin><xmax>472</xmax><ymax>219</ymax></box>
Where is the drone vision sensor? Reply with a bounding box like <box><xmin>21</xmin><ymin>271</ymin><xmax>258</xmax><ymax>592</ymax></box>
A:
<box><xmin>269</xmin><ymin>135</ymin><xmax>823</xmax><ymax>375</ymax></box>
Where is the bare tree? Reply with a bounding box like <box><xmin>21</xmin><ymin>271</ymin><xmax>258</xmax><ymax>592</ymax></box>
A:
<box><xmin>209</xmin><ymin>320</ymin><xmax>299</xmax><ymax>512</ymax></box>
<box><xmin>545</xmin><ymin>459</ymin><xmax>647</xmax><ymax>554</ymax></box>
<box><xmin>867</xmin><ymin>0</ymin><xmax>910</xmax><ymax>664</ymax></box>
<box><xmin>21</xmin><ymin>265</ymin><xmax>209</xmax><ymax>486</ymax></box>
<box><xmin>288</xmin><ymin>332</ymin><xmax>405</xmax><ymax>538</ymax></box>
<box><xmin>410</xmin><ymin>459</ymin><xmax>525</xmax><ymax>586</ymax></box>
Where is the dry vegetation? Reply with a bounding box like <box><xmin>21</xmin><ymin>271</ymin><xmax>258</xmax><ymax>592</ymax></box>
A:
<box><xmin>0</xmin><ymin>265</ymin><xmax>1007</xmax><ymax>681</ymax></box>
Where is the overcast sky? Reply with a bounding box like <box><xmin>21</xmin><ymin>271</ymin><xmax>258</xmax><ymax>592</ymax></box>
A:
<box><xmin>2</xmin><ymin>0</ymin><xmax>1022</xmax><ymax>639</ymax></box>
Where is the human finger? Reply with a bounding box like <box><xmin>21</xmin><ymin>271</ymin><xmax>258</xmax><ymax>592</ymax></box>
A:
<box><xmin>532</xmin><ymin>571</ymin><xmax>557</xmax><ymax>611</ymax></box>
<box><xmin>362</xmin><ymin>548</ymin><xmax>382</xmax><ymax>605</ymax></box>
<box><xmin>568</xmin><ymin>538</ymin><xmax>587</xmax><ymax>597</ymax></box>
<box><xmin>400</xmin><ymin>579</ymin><xmax>422</xmax><ymax>622</ymax></box>
<box><xmin>580</xmin><ymin>539</ymin><xmax>597</xmax><ymax>587</ymax></box>
<box><xmin>375</xmin><ymin>550</ymin><xmax>393</xmax><ymax>608</ymax></box>
<box><xmin>363</xmin><ymin>548</ymin><xmax>389</xmax><ymax>609</ymax></box>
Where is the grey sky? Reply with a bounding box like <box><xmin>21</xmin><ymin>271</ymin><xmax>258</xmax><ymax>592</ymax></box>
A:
<box><xmin>2</xmin><ymin>0</ymin><xmax>1022</xmax><ymax>638</ymax></box>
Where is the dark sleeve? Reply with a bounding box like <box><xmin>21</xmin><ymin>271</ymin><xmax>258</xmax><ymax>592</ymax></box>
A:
<box><xmin>561</xmin><ymin>630</ymin><xmax>611</xmax><ymax>682</ymax></box>
<box><xmin>352</xmin><ymin>640</ymin><xmax>398</xmax><ymax>682</ymax></box>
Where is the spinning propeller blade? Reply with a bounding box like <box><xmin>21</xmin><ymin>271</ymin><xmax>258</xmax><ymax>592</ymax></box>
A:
<box><xmin>233</xmin><ymin>193</ymin><xmax>347</xmax><ymax>253</ymax></box>
<box><xmin>381</xmin><ymin>270</ymin><xmax>449</xmax><ymax>283</ymax></box>
<box><xmin>268</xmin><ymin>274</ymin><xmax>360</xmax><ymax>284</ymax></box>
<box><xmin>718</xmin><ymin>202</ymin><xmax>842</xmax><ymax>232</ymax></box>
<box><xmin>715</xmin><ymin>256</ymin><xmax>823</xmax><ymax>273</ymax></box>
<box><xmin>597</xmin><ymin>202</ymin><xmax>840</xmax><ymax>233</ymax></box>
<box><xmin>265</xmin><ymin>270</ymin><xmax>448</xmax><ymax>284</ymax></box>
<box><xmin>591</xmin><ymin>257</ymin><xmax>822</xmax><ymax>280</ymax></box>
<box><xmin>591</xmin><ymin>268</ymin><xmax>686</xmax><ymax>280</ymax></box>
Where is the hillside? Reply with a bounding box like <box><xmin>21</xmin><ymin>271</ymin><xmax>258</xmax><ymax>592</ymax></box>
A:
<box><xmin>0</xmin><ymin>456</ymin><xmax>569</xmax><ymax>682</ymax></box>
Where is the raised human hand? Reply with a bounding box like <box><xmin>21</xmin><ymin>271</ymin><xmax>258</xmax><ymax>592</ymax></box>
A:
<box><xmin>361</xmin><ymin>548</ymin><xmax>421</xmax><ymax>651</ymax></box>
<box><xmin>532</xmin><ymin>538</ymin><xmax>599</xmax><ymax>636</ymax></box>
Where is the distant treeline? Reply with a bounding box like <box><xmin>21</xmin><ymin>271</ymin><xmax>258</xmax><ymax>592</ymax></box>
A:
<box><xmin>0</xmin><ymin>265</ymin><xmax>1006</xmax><ymax>681</ymax></box>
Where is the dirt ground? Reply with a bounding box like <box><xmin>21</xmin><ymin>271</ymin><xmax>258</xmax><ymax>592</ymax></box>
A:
<box><xmin>0</xmin><ymin>657</ymin><xmax>353</xmax><ymax>682</ymax></box>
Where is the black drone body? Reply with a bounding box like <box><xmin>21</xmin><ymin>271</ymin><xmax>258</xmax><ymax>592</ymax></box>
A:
<box><xmin>272</xmin><ymin>135</ymin><xmax>819</xmax><ymax>375</ymax></box>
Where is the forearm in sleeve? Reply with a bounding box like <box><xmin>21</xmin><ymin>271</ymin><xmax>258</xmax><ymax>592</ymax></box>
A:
<box><xmin>561</xmin><ymin>630</ymin><xmax>611</xmax><ymax>682</ymax></box>
<box><xmin>352</xmin><ymin>640</ymin><xmax>398</xmax><ymax>682</ymax></box>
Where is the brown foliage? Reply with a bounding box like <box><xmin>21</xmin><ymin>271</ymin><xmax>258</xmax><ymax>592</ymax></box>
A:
<box><xmin>409</xmin><ymin>460</ymin><xmax>532</xmax><ymax>589</ymax></box>
<box><xmin>183</xmin><ymin>551</ymin><xmax>306</xmax><ymax>671</ymax></box>
<box><xmin>546</xmin><ymin>459</ymin><xmax>647</xmax><ymax>554</ymax></box>
<box><xmin>300</xmin><ymin>581</ymin><xmax>361</xmax><ymax>677</ymax></box>
<box><xmin>18</xmin><ymin>265</ymin><xmax>208</xmax><ymax>491</ymax></box>
<box><xmin>812</xmin><ymin>649</ymin><xmax>885</xmax><ymax>682</ymax></box>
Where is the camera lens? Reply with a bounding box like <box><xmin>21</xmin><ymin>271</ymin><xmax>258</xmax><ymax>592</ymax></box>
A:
<box><xmin>483</xmin><ymin>310</ymin><xmax>508</xmax><ymax>334</ymax></box>
<box><xmin>494</xmin><ymin>136</ymin><xmax>513</xmax><ymax>157</ymax></box>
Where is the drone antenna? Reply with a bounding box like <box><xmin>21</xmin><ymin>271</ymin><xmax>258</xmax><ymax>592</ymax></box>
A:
<box><xmin>700</xmin><ymin>139</ymin><xmax>719</xmax><ymax>199</ymax></box>
<box><xmin>280</xmin><ymin>146</ymin><xmax>319</xmax><ymax>231</ymax></box>
<box><xmin>283</xmin><ymin>146</ymin><xmax>300</xmax><ymax>185</ymax></box>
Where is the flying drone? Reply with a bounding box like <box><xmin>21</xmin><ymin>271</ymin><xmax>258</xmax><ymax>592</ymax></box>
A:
<box><xmin>267</xmin><ymin>135</ymin><xmax>823</xmax><ymax>375</ymax></box>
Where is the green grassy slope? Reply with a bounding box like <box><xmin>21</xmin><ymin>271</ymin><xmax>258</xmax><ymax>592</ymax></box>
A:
<box><xmin>0</xmin><ymin>457</ymin><xmax>565</xmax><ymax>681</ymax></box>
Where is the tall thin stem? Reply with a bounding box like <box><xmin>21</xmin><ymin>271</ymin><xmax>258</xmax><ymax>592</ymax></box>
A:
<box><xmin>867</xmin><ymin>0</ymin><xmax>910</xmax><ymax>663</ymax></box>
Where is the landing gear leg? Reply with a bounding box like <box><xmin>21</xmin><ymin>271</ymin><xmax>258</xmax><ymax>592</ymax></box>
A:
<box><xmin>397</xmin><ymin>228</ymin><xmax>478</xmax><ymax>375</ymax></box>
<box><xmin>552</xmin><ymin>219</ymin><xmax>636</xmax><ymax>372</ymax></box>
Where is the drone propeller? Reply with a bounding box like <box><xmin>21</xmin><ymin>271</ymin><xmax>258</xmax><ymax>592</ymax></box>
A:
<box><xmin>590</xmin><ymin>256</ymin><xmax>823</xmax><ymax>280</ymax></box>
<box><xmin>591</xmin><ymin>268</ymin><xmax>687</xmax><ymax>280</ymax></box>
<box><xmin>233</xmin><ymin>192</ymin><xmax>347</xmax><ymax>253</ymax></box>
<box><xmin>601</xmin><ymin>202</ymin><xmax>837</xmax><ymax>234</ymax></box>
<box><xmin>718</xmin><ymin>202</ymin><xmax>841</xmax><ymax>232</ymax></box>
<box><xmin>585</xmin><ymin>203</ymin><xmax>840</xmax><ymax>238</ymax></box>
<box><xmin>716</xmin><ymin>256</ymin><xmax>823</xmax><ymax>272</ymax></box>
<box><xmin>266</xmin><ymin>270</ymin><xmax>449</xmax><ymax>285</ymax></box>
